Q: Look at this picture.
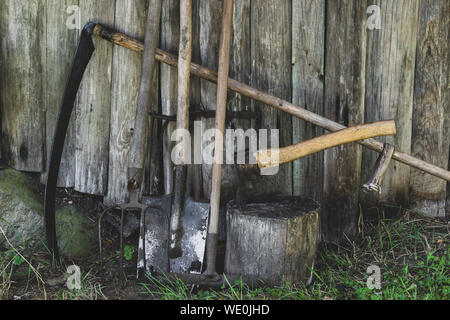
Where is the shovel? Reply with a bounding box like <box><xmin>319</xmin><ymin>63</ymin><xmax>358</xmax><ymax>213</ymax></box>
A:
<box><xmin>137</xmin><ymin>0</ymin><xmax>210</xmax><ymax>277</ymax></box>
<box><xmin>135</xmin><ymin>120</ymin><xmax>210</xmax><ymax>276</ymax></box>
<box><xmin>203</xmin><ymin>0</ymin><xmax>234</xmax><ymax>281</ymax></box>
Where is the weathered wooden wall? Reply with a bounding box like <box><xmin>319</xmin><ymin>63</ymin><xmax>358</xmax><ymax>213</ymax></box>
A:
<box><xmin>1</xmin><ymin>0</ymin><xmax>449</xmax><ymax>243</ymax></box>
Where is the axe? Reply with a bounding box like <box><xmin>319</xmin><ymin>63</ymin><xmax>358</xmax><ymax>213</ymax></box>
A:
<box><xmin>256</xmin><ymin>121</ymin><xmax>396</xmax><ymax>168</ymax></box>
<box><xmin>255</xmin><ymin>121</ymin><xmax>397</xmax><ymax>195</ymax></box>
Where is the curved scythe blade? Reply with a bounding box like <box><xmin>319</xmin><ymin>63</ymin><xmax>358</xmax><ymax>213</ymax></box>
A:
<box><xmin>44</xmin><ymin>22</ymin><xmax>97</xmax><ymax>258</ymax></box>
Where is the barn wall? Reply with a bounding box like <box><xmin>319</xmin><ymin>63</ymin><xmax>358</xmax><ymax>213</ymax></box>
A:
<box><xmin>0</xmin><ymin>0</ymin><xmax>448</xmax><ymax>243</ymax></box>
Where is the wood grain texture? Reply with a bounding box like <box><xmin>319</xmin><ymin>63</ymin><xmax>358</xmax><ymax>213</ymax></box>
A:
<box><xmin>229</xmin><ymin>0</ymin><xmax>251</xmax><ymax>129</ymax></box>
<box><xmin>291</xmin><ymin>0</ymin><xmax>325</xmax><ymax>202</ymax></box>
<box><xmin>104</xmin><ymin>0</ymin><xmax>147</xmax><ymax>205</ymax></box>
<box><xmin>1</xmin><ymin>0</ymin><xmax>448</xmax><ymax>221</ymax></box>
<box><xmin>198</xmin><ymin>0</ymin><xmax>230</xmax><ymax>201</ymax></box>
<box><xmin>75</xmin><ymin>0</ymin><xmax>115</xmax><ymax>195</ymax></box>
<box><xmin>176</xmin><ymin>0</ymin><xmax>193</xmax><ymax>163</ymax></box>
<box><xmin>230</xmin><ymin>0</ymin><xmax>252</xmax><ymax>202</ymax></box>
<box><xmin>41</xmin><ymin>0</ymin><xmax>79</xmax><ymax>187</ymax></box>
<box><xmin>362</xmin><ymin>0</ymin><xmax>419</xmax><ymax>212</ymax></box>
<box><xmin>0</xmin><ymin>0</ymin><xmax>45</xmax><ymax>172</ymax></box>
<box><xmin>258</xmin><ymin>121</ymin><xmax>396</xmax><ymax>168</ymax></box>
<box><xmin>94</xmin><ymin>24</ymin><xmax>450</xmax><ymax>183</ymax></box>
<box><xmin>250</xmin><ymin>0</ymin><xmax>292</xmax><ymax>196</ymax></box>
<box><xmin>322</xmin><ymin>0</ymin><xmax>366</xmax><ymax>244</ymax></box>
<box><xmin>225</xmin><ymin>198</ymin><xmax>319</xmax><ymax>285</ymax></box>
<box><xmin>208</xmin><ymin>0</ymin><xmax>234</xmax><ymax>242</ymax></box>
<box><xmin>160</xmin><ymin>0</ymin><xmax>179</xmax><ymax>195</ymax></box>
<box><xmin>410</xmin><ymin>0</ymin><xmax>449</xmax><ymax>217</ymax></box>
<box><xmin>199</xmin><ymin>0</ymin><xmax>250</xmax><ymax>204</ymax></box>
<box><xmin>191</xmin><ymin>0</ymin><xmax>203</xmax><ymax>200</ymax></box>
<box><xmin>128</xmin><ymin>0</ymin><xmax>162</xmax><ymax>184</ymax></box>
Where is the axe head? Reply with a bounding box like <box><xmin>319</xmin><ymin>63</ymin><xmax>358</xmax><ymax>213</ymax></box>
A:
<box><xmin>362</xmin><ymin>143</ymin><xmax>395</xmax><ymax>194</ymax></box>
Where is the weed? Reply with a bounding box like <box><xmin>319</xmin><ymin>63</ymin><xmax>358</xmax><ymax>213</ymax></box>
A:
<box><xmin>123</xmin><ymin>245</ymin><xmax>134</xmax><ymax>261</ymax></box>
<box><xmin>50</xmin><ymin>269</ymin><xmax>106</xmax><ymax>300</ymax></box>
<box><xmin>1</xmin><ymin>206</ymin><xmax>448</xmax><ymax>300</ymax></box>
<box><xmin>137</xmin><ymin>209</ymin><xmax>449</xmax><ymax>300</ymax></box>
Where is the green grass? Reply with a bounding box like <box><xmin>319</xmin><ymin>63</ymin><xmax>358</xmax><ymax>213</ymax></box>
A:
<box><xmin>139</xmin><ymin>210</ymin><xmax>449</xmax><ymax>300</ymax></box>
<box><xmin>1</xmin><ymin>208</ymin><xmax>448</xmax><ymax>300</ymax></box>
<box><xmin>48</xmin><ymin>268</ymin><xmax>106</xmax><ymax>300</ymax></box>
<box><xmin>0</xmin><ymin>220</ymin><xmax>48</xmax><ymax>299</ymax></box>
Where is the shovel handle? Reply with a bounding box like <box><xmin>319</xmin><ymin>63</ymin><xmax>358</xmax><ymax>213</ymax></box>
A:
<box><xmin>205</xmin><ymin>0</ymin><xmax>234</xmax><ymax>278</ymax></box>
<box><xmin>256</xmin><ymin>120</ymin><xmax>397</xmax><ymax>168</ymax></box>
<box><xmin>168</xmin><ymin>0</ymin><xmax>193</xmax><ymax>259</ymax></box>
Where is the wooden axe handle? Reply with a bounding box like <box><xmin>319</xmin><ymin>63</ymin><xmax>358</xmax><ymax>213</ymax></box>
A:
<box><xmin>256</xmin><ymin>120</ymin><xmax>396</xmax><ymax>168</ymax></box>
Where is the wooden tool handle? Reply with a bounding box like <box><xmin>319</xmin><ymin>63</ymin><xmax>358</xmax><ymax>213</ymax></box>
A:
<box><xmin>256</xmin><ymin>120</ymin><xmax>397</xmax><ymax>168</ymax></box>
<box><xmin>127</xmin><ymin>0</ymin><xmax>162</xmax><ymax>185</ymax></box>
<box><xmin>92</xmin><ymin>24</ymin><xmax>450</xmax><ymax>183</ymax></box>
<box><xmin>206</xmin><ymin>0</ymin><xmax>234</xmax><ymax>279</ymax></box>
<box><xmin>169</xmin><ymin>0</ymin><xmax>193</xmax><ymax>259</ymax></box>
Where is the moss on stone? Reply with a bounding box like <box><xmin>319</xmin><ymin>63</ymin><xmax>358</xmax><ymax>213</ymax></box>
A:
<box><xmin>0</xmin><ymin>169</ymin><xmax>42</xmax><ymax>215</ymax></box>
<box><xmin>56</xmin><ymin>206</ymin><xmax>94</xmax><ymax>258</ymax></box>
<box><xmin>0</xmin><ymin>169</ymin><xmax>94</xmax><ymax>257</ymax></box>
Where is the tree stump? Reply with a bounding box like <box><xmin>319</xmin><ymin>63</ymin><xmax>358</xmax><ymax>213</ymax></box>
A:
<box><xmin>225</xmin><ymin>197</ymin><xmax>320</xmax><ymax>285</ymax></box>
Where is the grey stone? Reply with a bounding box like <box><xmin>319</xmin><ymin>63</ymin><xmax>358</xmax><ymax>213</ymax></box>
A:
<box><xmin>0</xmin><ymin>169</ymin><xmax>95</xmax><ymax>257</ymax></box>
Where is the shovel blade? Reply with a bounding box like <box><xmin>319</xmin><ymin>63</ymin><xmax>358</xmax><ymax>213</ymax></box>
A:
<box><xmin>137</xmin><ymin>196</ymin><xmax>209</xmax><ymax>277</ymax></box>
<box><xmin>170</xmin><ymin>197</ymin><xmax>210</xmax><ymax>274</ymax></box>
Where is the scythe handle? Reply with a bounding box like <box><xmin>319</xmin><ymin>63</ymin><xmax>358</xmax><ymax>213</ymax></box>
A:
<box><xmin>92</xmin><ymin>25</ymin><xmax>450</xmax><ymax>182</ymax></box>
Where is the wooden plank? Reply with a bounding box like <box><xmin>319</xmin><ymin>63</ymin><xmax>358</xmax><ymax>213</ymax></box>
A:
<box><xmin>362</xmin><ymin>0</ymin><xmax>419</xmax><ymax>214</ymax></box>
<box><xmin>41</xmin><ymin>0</ymin><xmax>79</xmax><ymax>187</ymax></box>
<box><xmin>446</xmin><ymin>5</ymin><xmax>450</xmax><ymax>218</ymax></box>
<box><xmin>0</xmin><ymin>0</ymin><xmax>46</xmax><ymax>172</ymax></box>
<box><xmin>198</xmin><ymin>0</ymin><xmax>223</xmax><ymax>200</ymax></box>
<box><xmin>104</xmin><ymin>0</ymin><xmax>147</xmax><ymax>205</ymax></box>
<box><xmin>160</xmin><ymin>0</ymin><xmax>179</xmax><ymax>195</ymax></box>
<box><xmin>191</xmin><ymin>0</ymin><xmax>203</xmax><ymax>199</ymax></box>
<box><xmin>75</xmin><ymin>0</ymin><xmax>115</xmax><ymax>195</ymax></box>
<box><xmin>322</xmin><ymin>0</ymin><xmax>366</xmax><ymax>244</ymax></box>
<box><xmin>229</xmin><ymin>0</ymin><xmax>252</xmax><ymax>202</ymax></box>
<box><xmin>198</xmin><ymin>1</ymin><xmax>252</xmax><ymax>204</ymax></box>
<box><xmin>291</xmin><ymin>0</ymin><xmax>325</xmax><ymax>201</ymax></box>
<box><xmin>229</xmin><ymin>0</ymin><xmax>251</xmax><ymax>127</ymax></box>
<box><xmin>250</xmin><ymin>0</ymin><xmax>292</xmax><ymax>197</ymax></box>
<box><xmin>410</xmin><ymin>0</ymin><xmax>449</xmax><ymax>217</ymax></box>
<box><xmin>98</xmin><ymin>23</ymin><xmax>450</xmax><ymax>183</ymax></box>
